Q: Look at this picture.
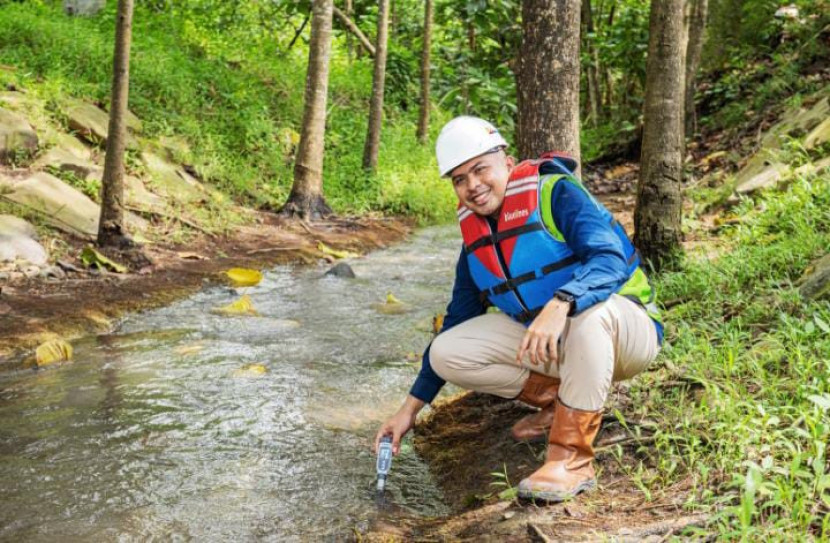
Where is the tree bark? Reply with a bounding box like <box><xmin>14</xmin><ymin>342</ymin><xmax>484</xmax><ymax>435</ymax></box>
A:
<box><xmin>282</xmin><ymin>0</ymin><xmax>334</xmax><ymax>220</ymax></box>
<box><xmin>362</xmin><ymin>0</ymin><xmax>390</xmax><ymax>172</ymax></box>
<box><xmin>97</xmin><ymin>0</ymin><xmax>133</xmax><ymax>247</ymax></box>
<box><xmin>684</xmin><ymin>0</ymin><xmax>708</xmax><ymax>136</ymax></box>
<box><xmin>634</xmin><ymin>0</ymin><xmax>685</xmax><ymax>271</ymax></box>
<box><xmin>516</xmin><ymin>0</ymin><xmax>581</xmax><ymax>170</ymax></box>
<box><xmin>416</xmin><ymin>0</ymin><xmax>433</xmax><ymax>144</ymax></box>
<box><xmin>345</xmin><ymin>0</ymin><xmax>354</xmax><ymax>61</ymax></box>
<box><xmin>581</xmin><ymin>0</ymin><xmax>601</xmax><ymax>126</ymax></box>
<box><xmin>333</xmin><ymin>5</ymin><xmax>376</xmax><ymax>57</ymax></box>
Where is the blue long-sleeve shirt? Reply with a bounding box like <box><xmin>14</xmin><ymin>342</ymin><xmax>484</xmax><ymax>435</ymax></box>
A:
<box><xmin>409</xmin><ymin>177</ymin><xmax>664</xmax><ymax>404</ymax></box>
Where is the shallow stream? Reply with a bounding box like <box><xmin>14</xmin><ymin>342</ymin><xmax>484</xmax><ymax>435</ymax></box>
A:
<box><xmin>0</xmin><ymin>226</ymin><xmax>461</xmax><ymax>541</ymax></box>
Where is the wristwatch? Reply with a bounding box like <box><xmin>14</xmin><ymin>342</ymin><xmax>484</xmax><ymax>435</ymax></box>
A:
<box><xmin>554</xmin><ymin>291</ymin><xmax>576</xmax><ymax>316</ymax></box>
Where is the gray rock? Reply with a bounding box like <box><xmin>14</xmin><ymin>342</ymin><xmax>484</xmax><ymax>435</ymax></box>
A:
<box><xmin>325</xmin><ymin>262</ymin><xmax>356</xmax><ymax>278</ymax></box>
<box><xmin>0</xmin><ymin>171</ymin><xmax>149</xmax><ymax>238</ymax></box>
<box><xmin>0</xmin><ymin>215</ymin><xmax>38</xmax><ymax>239</ymax></box>
<box><xmin>40</xmin><ymin>265</ymin><xmax>66</xmax><ymax>279</ymax></box>
<box><xmin>0</xmin><ymin>234</ymin><xmax>48</xmax><ymax>266</ymax></box>
<box><xmin>22</xmin><ymin>265</ymin><xmax>41</xmax><ymax>278</ymax></box>
<box><xmin>804</xmin><ymin>117</ymin><xmax>830</xmax><ymax>150</ymax></box>
<box><xmin>734</xmin><ymin>162</ymin><xmax>789</xmax><ymax>195</ymax></box>
<box><xmin>63</xmin><ymin>0</ymin><xmax>105</xmax><ymax>17</ymax></box>
<box><xmin>0</xmin><ymin>107</ymin><xmax>38</xmax><ymax>164</ymax></box>
<box><xmin>32</xmin><ymin>146</ymin><xmax>99</xmax><ymax>179</ymax></box>
<box><xmin>57</xmin><ymin>260</ymin><xmax>82</xmax><ymax>273</ymax></box>
<box><xmin>141</xmin><ymin>151</ymin><xmax>205</xmax><ymax>203</ymax></box>
<box><xmin>799</xmin><ymin>253</ymin><xmax>830</xmax><ymax>302</ymax></box>
<box><xmin>63</xmin><ymin>100</ymin><xmax>110</xmax><ymax>145</ymax></box>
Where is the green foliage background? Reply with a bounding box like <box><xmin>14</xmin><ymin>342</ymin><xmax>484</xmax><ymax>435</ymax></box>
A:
<box><xmin>0</xmin><ymin>0</ymin><xmax>456</xmax><ymax>223</ymax></box>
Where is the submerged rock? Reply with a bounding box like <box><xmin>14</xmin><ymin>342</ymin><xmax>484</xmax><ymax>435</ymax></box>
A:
<box><xmin>0</xmin><ymin>107</ymin><xmax>38</xmax><ymax>164</ymax></box>
<box><xmin>325</xmin><ymin>262</ymin><xmax>356</xmax><ymax>278</ymax></box>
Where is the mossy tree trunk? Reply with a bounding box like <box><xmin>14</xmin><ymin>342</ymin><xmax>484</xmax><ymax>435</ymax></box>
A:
<box><xmin>362</xmin><ymin>0</ymin><xmax>390</xmax><ymax>172</ymax></box>
<box><xmin>634</xmin><ymin>0</ymin><xmax>685</xmax><ymax>271</ymax></box>
<box><xmin>416</xmin><ymin>0</ymin><xmax>433</xmax><ymax>145</ymax></box>
<box><xmin>516</xmin><ymin>0</ymin><xmax>581</xmax><ymax>171</ymax></box>
<box><xmin>684</xmin><ymin>0</ymin><xmax>708</xmax><ymax>137</ymax></box>
<box><xmin>282</xmin><ymin>0</ymin><xmax>334</xmax><ymax>220</ymax></box>
<box><xmin>97</xmin><ymin>0</ymin><xmax>133</xmax><ymax>248</ymax></box>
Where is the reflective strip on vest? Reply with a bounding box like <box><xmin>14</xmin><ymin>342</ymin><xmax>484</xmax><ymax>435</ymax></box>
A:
<box><xmin>457</xmin><ymin>158</ymin><xmax>662</xmax><ymax>326</ymax></box>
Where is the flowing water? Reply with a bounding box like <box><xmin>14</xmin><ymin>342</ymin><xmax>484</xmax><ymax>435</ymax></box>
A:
<box><xmin>0</xmin><ymin>226</ymin><xmax>462</xmax><ymax>541</ymax></box>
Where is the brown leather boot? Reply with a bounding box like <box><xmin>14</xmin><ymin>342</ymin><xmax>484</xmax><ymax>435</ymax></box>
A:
<box><xmin>511</xmin><ymin>372</ymin><xmax>561</xmax><ymax>441</ymax></box>
<box><xmin>517</xmin><ymin>401</ymin><xmax>602</xmax><ymax>502</ymax></box>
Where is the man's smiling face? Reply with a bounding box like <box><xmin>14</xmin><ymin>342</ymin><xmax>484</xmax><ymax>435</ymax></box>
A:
<box><xmin>450</xmin><ymin>149</ymin><xmax>514</xmax><ymax>218</ymax></box>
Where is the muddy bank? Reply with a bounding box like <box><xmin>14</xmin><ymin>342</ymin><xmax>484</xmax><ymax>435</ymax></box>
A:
<box><xmin>363</xmin><ymin>391</ymin><xmax>709</xmax><ymax>541</ymax></box>
<box><xmin>0</xmin><ymin>212</ymin><xmax>411</xmax><ymax>362</ymax></box>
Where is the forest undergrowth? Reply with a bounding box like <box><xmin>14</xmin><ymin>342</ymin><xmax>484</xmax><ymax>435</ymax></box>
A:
<box><xmin>627</xmin><ymin>171</ymin><xmax>830</xmax><ymax>538</ymax></box>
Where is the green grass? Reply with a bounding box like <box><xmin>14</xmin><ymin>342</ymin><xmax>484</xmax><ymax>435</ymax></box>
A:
<box><xmin>627</xmin><ymin>170</ymin><xmax>830</xmax><ymax>538</ymax></box>
<box><xmin>0</xmin><ymin>1</ymin><xmax>455</xmax><ymax>224</ymax></box>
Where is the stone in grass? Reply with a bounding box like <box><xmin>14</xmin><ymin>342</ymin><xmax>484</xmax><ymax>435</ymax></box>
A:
<box><xmin>798</xmin><ymin>253</ymin><xmax>830</xmax><ymax>302</ymax></box>
<box><xmin>325</xmin><ymin>262</ymin><xmax>356</xmax><ymax>278</ymax></box>
<box><xmin>0</xmin><ymin>108</ymin><xmax>38</xmax><ymax>164</ymax></box>
<box><xmin>0</xmin><ymin>215</ymin><xmax>47</xmax><ymax>266</ymax></box>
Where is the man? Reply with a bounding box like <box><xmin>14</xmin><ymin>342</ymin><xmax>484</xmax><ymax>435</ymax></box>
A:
<box><xmin>374</xmin><ymin>116</ymin><xmax>662</xmax><ymax>502</ymax></box>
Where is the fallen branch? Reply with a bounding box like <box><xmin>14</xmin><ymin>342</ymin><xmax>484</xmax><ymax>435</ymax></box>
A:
<box><xmin>617</xmin><ymin>515</ymin><xmax>709</xmax><ymax>540</ymax></box>
<box><xmin>527</xmin><ymin>522</ymin><xmax>552</xmax><ymax>543</ymax></box>
<box><xmin>332</xmin><ymin>6</ymin><xmax>376</xmax><ymax>57</ymax></box>
<box><xmin>246</xmin><ymin>245</ymin><xmax>305</xmax><ymax>255</ymax></box>
<box><xmin>126</xmin><ymin>206</ymin><xmax>217</xmax><ymax>238</ymax></box>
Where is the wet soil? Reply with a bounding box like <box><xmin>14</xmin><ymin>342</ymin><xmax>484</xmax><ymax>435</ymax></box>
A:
<box><xmin>0</xmin><ymin>212</ymin><xmax>411</xmax><ymax>363</ymax></box>
<box><xmin>363</xmin><ymin>391</ymin><xmax>706</xmax><ymax>542</ymax></box>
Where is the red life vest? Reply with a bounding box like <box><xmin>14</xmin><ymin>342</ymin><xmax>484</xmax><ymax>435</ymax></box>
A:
<box><xmin>457</xmin><ymin>152</ymin><xmax>645</xmax><ymax>324</ymax></box>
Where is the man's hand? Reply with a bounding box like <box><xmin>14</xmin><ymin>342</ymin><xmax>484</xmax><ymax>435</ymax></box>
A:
<box><xmin>374</xmin><ymin>395</ymin><xmax>425</xmax><ymax>456</ymax></box>
<box><xmin>516</xmin><ymin>298</ymin><xmax>570</xmax><ymax>373</ymax></box>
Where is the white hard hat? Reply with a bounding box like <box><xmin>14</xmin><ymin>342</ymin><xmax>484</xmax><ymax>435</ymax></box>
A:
<box><xmin>435</xmin><ymin>116</ymin><xmax>508</xmax><ymax>177</ymax></box>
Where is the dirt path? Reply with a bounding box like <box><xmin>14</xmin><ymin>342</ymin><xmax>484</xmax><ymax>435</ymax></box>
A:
<box><xmin>0</xmin><ymin>212</ymin><xmax>411</xmax><ymax>363</ymax></box>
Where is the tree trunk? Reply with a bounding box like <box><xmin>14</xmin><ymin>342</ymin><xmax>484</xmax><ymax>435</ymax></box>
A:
<box><xmin>416</xmin><ymin>0</ymin><xmax>433</xmax><ymax>144</ymax></box>
<box><xmin>516</xmin><ymin>0</ymin><xmax>581</xmax><ymax>170</ymax></box>
<box><xmin>333</xmin><ymin>5</ymin><xmax>376</xmax><ymax>57</ymax></box>
<box><xmin>97</xmin><ymin>0</ymin><xmax>133</xmax><ymax>247</ymax></box>
<box><xmin>362</xmin><ymin>0</ymin><xmax>390</xmax><ymax>172</ymax></box>
<box><xmin>581</xmin><ymin>0</ymin><xmax>601</xmax><ymax>126</ymax></box>
<box><xmin>282</xmin><ymin>0</ymin><xmax>334</xmax><ymax>220</ymax></box>
<box><xmin>634</xmin><ymin>0</ymin><xmax>685</xmax><ymax>271</ymax></box>
<box><xmin>684</xmin><ymin>0</ymin><xmax>708</xmax><ymax>136</ymax></box>
<box><xmin>345</xmin><ymin>0</ymin><xmax>353</xmax><ymax>61</ymax></box>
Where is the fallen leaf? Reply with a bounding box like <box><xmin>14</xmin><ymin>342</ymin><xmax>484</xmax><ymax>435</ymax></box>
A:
<box><xmin>225</xmin><ymin>268</ymin><xmax>263</xmax><ymax>287</ymax></box>
<box><xmin>317</xmin><ymin>242</ymin><xmax>359</xmax><ymax>260</ymax></box>
<box><xmin>386</xmin><ymin>292</ymin><xmax>403</xmax><ymax>304</ymax></box>
<box><xmin>80</xmin><ymin>246</ymin><xmax>127</xmax><ymax>273</ymax></box>
<box><xmin>212</xmin><ymin>294</ymin><xmax>259</xmax><ymax>316</ymax></box>
<box><xmin>35</xmin><ymin>339</ymin><xmax>73</xmax><ymax>366</ymax></box>
<box><xmin>432</xmin><ymin>313</ymin><xmax>445</xmax><ymax>334</ymax></box>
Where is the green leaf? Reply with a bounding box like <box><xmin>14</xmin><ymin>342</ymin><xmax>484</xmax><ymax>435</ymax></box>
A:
<box><xmin>814</xmin><ymin>316</ymin><xmax>830</xmax><ymax>334</ymax></box>
<box><xmin>80</xmin><ymin>246</ymin><xmax>127</xmax><ymax>273</ymax></box>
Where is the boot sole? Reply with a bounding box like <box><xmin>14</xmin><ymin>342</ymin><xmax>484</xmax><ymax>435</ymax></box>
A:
<box><xmin>516</xmin><ymin>478</ymin><xmax>596</xmax><ymax>503</ymax></box>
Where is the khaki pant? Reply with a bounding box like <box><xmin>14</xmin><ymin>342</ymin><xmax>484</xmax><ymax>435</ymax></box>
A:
<box><xmin>429</xmin><ymin>294</ymin><xmax>660</xmax><ymax>411</ymax></box>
